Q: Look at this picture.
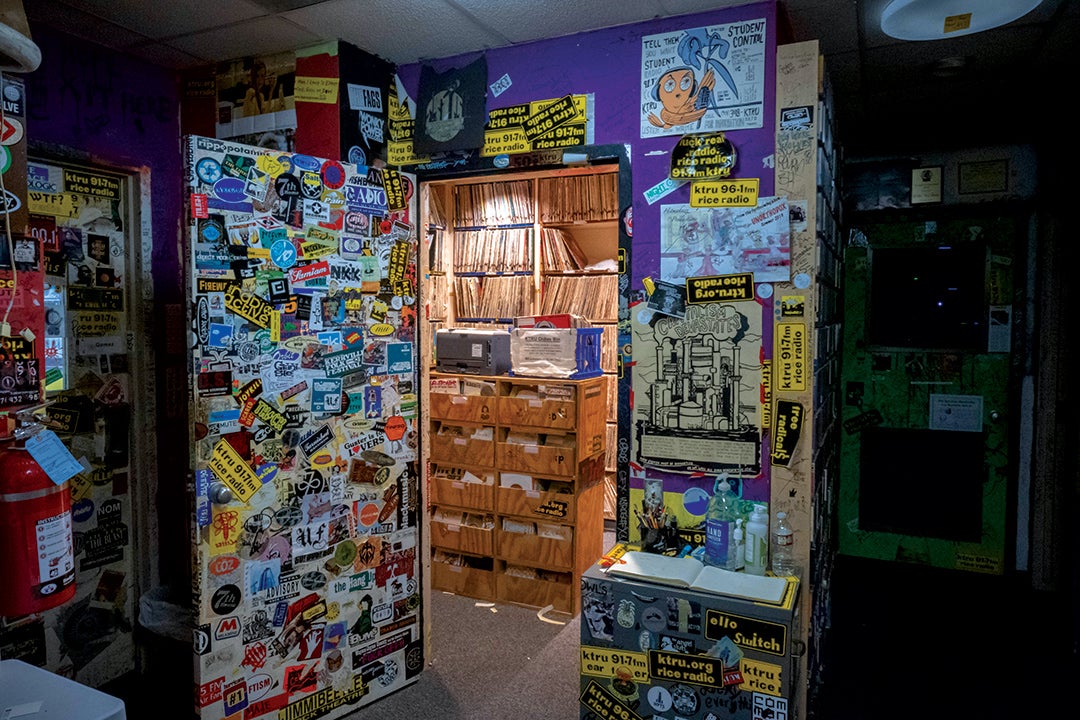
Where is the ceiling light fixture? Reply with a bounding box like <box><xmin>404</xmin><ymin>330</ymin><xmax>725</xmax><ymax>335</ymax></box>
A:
<box><xmin>880</xmin><ymin>0</ymin><xmax>1044</xmax><ymax>41</ymax></box>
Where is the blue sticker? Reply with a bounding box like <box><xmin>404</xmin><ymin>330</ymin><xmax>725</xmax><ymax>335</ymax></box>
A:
<box><xmin>213</xmin><ymin>177</ymin><xmax>246</xmax><ymax>204</ymax></box>
<box><xmin>256</xmin><ymin>464</ymin><xmax>277</xmax><ymax>485</ymax></box>
<box><xmin>348</xmin><ymin>146</ymin><xmax>367</xmax><ymax>166</ymax></box>
<box><xmin>682</xmin><ymin>486</ymin><xmax>710</xmax><ymax>516</ymax></box>
<box><xmin>271</xmin><ymin>239</ymin><xmax>298</xmax><ymax>270</ymax></box>
<box><xmin>291</xmin><ymin>154</ymin><xmax>321</xmax><ymax>172</ymax></box>
<box><xmin>311</xmin><ymin>377</ymin><xmax>344</xmax><ymax>414</ymax></box>
<box><xmin>206</xmin><ymin>197</ymin><xmax>253</xmax><ymax>214</ymax></box>
<box><xmin>493</xmin><ymin>154</ymin><xmax>510</xmax><ymax>169</ymax></box>
<box><xmin>208</xmin><ymin>323</ymin><xmax>233</xmax><ymax>348</ymax></box>
<box><xmin>72</xmin><ymin>499</ymin><xmax>95</xmax><ymax>523</ymax></box>
<box><xmin>387</xmin><ymin>342</ymin><xmax>413</xmax><ymax>374</ymax></box>
<box><xmin>196</xmin><ymin>157</ymin><xmax>222</xmax><ymax>184</ymax></box>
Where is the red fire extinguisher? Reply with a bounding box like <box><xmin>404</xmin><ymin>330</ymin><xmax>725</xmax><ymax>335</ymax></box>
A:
<box><xmin>0</xmin><ymin>413</ymin><xmax>76</xmax><ymax>616</ymax></box>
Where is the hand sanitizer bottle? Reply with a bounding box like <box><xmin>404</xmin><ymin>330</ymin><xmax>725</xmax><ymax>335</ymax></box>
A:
<box><xmin>704</xmin><ymin>475</ymin><xmax>738</xmax><ymax>569</ymax></box>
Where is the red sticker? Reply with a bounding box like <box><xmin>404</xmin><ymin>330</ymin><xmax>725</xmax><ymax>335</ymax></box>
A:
<box><xmin>191</xmin><ymin>193</ymin><xmax>209</xmax><ymax>218</ymax></box>
<box><xmin>384</xmin><ymin>415</ymin><xmax>406</xmax><ymax>441</ymax></box>
<box><xmin>209</xmin><ymin>555</ymin><xmax>241</xmax><ymax>576</ymax></box>
<box><xmin>321</xmin><ymin>160</ymin><xmax>346</xmax><ymax>189</ymax></box>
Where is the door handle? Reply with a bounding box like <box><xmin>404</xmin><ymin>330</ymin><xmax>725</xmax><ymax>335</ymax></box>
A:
<box><xmin>208</xmin><ymin>482</ymin><xmax>234</xmax><ymax>505</ymax></box>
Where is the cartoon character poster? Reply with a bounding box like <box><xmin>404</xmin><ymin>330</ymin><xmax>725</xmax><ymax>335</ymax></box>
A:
<box><xmin>640</xmin><ymin>21</ymin><xmax>767</xmax><ymax>138</ymax></box>
<box><xmin>659</xmin><ymin>196</ymin><xmax>791</xmax><ymax>284</ymax></box>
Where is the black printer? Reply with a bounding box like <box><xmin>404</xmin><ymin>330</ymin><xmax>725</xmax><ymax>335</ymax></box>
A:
<box><xmin>435</xmin><ymin>329</ymin><xmax>512</xmax><ymax>375</ymax></box>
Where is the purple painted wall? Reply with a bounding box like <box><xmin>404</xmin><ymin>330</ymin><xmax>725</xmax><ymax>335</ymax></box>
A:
<box><xmin>26</xmin><ymin>27</ymin><xmax>182</xmax><ymax>294</ymax></box>
<box><xmin>397</xmin><ymin>1</ymin><xmax>778</xmax><ymax>284</ymax></box>
<box><xmin>23</xmin><ymin>26</ymin><xmax>188</xmax><ymax>587</ymax></box>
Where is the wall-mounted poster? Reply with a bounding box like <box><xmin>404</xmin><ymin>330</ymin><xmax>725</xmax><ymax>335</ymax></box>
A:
<box><xmin>415</xmin><ymin>56</ymin><xmax>488</xmax><ymax>154</ymax></box>
<box><xmin>659</xmin><ymin>196</ymin><xmax>790</xmax><ymax>284</ymax></box>
<box><xmin>641</xmin><ymin>21</ymin><xmax>767</xmax><ymax>138</ymax></box>
<box><xmin>216</xmin><ymin>51</ymin><xmax>298</xmax><ymax>149</ymax></box>
<box><xmin>631</xmin><ymin>299</ymin><xmax>764</xmax><ymax>476</ymax></box>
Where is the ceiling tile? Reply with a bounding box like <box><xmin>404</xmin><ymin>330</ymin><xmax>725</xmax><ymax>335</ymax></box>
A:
<box><xmin>26</xmin><ymin>1</ymin><xmax>150</xmax><ymax>48</ymax></box>
<box><xmin>655</xmin><ymin>0</ymin><xmax>752</xmax><ymax>16</ymax></box>
<box><xmin>284</xmin><ymin>0</ymin><xmax>510</xmax><ymax>64</ymax></box>
<box><xmin>454</xmin><ymin>0</ymin><xmax>663</xmax><ymax>44</ymax></box>
<box><xmin>166</xmin><ymin>15</ymin><xmax>323</xmax><ymax>62</ymax></box>
<box><xmin>785</xmin><ymin>5</ymin><xmax>860</xmax><ymax>56</ymax></box>
<box><xmin>126</xmin><ymin>41</ymin><xmax>209</xmax><ymax>69</ymax></box>
<box><xmin>56</xmin><ymin>0</ymin><xmax>267</xmax><ymax>41</ymax></box>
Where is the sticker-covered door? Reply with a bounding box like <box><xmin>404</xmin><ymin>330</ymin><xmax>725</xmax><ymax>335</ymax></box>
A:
<box><xmin>184</xmin><ymin>136</ymin><xmax>421</xmax><ymax>720</ymax></box>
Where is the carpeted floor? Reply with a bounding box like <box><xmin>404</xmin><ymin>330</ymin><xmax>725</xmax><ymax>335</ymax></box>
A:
<box><xmin>342</xmin><ymin>589</ymin><xmax>583</xmax><ymax>719</ymax></box>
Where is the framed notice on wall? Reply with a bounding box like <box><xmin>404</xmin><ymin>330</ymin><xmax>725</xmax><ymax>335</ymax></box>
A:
<box><xmin>910</xmin><ymin>166</ymin><xmax>942</xmax><ymax>205</ymax></box>
<box><xmin>958</xmin><ymin>159</ymin><xmax>1008</xmax><ymax>194</ymax></box>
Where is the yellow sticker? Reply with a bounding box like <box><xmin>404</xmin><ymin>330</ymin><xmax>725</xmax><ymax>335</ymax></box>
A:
<box><xmin>256</xmin><ymin>154</ymin><xmax>285</xmax><ymax>178</ymax></box>
<box><xmin>209</xmin><ymin>505</ymin><xmax>242</xmax><ymax>556</ymax></box>
<box><xmin>208</xmin><ymin>439</ymin><xmax>262</xmax><ymax>503</ymax></box>
<box><xmin>302</xmin><ymin>241</ymin><xmax>337</xmax><ymax>260</ymax></box>
<box><xmin>294</xmin><ymin>76</ymin><xmax>339</xmax><ymax>104</ymax></box>
<box><xmin>774</xmin><ymin>322</ymin><xmax>807</xmax><ymax>392</ymax></box>
<box><xmin>943</xmin><ymin>13</ymin><xmax>971</xmax><ymax>34</ymax></box>
<box><xmin>28</xmin><ymin>191</ymin><xmax>82</xmax><ymax>218</ymax></box>
<box><xmin>579</xmin><ymin>647</ymin><xmax>650</xmax><ymax>682</ymax></box>
<box><xmin>270</xmin><ymin>311</ymin><xmax>281</xmax><ymax>343</ymax></box>
<box><xmin>68</xmin><ymin>471</ymin><xmax>93</xmax><ymax>503</ymax></box>
<box><xmin>741</xmin><ymin>657</ymin><xmax>787</xmax><ymax>696</ymax></box>
<box><xmin>690</xmin><ymin>178</ymin><xmax>760</xmax><ymax>208</ymax></box>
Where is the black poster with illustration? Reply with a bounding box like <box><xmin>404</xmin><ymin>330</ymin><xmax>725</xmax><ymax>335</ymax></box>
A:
<box><xmin>415</xmin><ymin>55</ymin><xmax>488</xmax><ymax>154</ymax></box>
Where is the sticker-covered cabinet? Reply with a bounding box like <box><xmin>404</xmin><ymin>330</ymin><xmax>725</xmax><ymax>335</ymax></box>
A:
<box><xmin>184</xmin><ymin>136</ymin><xmax>422</xmax><ymax>719</ymax></box>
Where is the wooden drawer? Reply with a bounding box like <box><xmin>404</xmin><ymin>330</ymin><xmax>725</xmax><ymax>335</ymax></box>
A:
<box><xmin>430</xmin><ymin>422</ymin><xmax>495</xmax><ymax>466</ymax></box>
<box><xmin>431</xmin><ymin>518</ymin><xmax>494</xmax><ymax>556</ymax></box>
<box><xmin>429</xmin><ymin>465</ymin><xmax>495</xmax><ymax>511</ymax></box>
<box><xmin>431</xmin><ymin>559</ymin><xmax>496</xmax><ymax>600</ymax></box>
<box><xmin>497</xmin><ymin>391</ymin><xmax>578</xmax><ymax>430</ymax></box>
<box><xmin>497</xmin><ymin>571</ymin><xmax>573</xmax><ymax>614</ymax></box>
<box><xmin>497</xmin><ymin>524</ymin><xmax>574</xmax><ymax>569</ymax></box>
<box><xmin>496</xmin><ymin>434</ymin><xmax>577</xmax><ymax>476</ymax></box>
<box><xmin>496</xmin><ymin>481</ymin><xmax>576</xmax><ymax>522</ymax></box>
<box><xmin>429</xmin><ymin>391</ymin><xmax>496</xmax><ymax>424</ymax></box>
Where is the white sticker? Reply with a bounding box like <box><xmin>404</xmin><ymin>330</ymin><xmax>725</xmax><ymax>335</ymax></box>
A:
<box><xmin>471</xmin><ymin>343</ymin><xmax>482</xmax><ymax>358</ymax></box>
<box><xmin>643</xmin><ymin>177</ymin><xmax>685</xmax><ymax>205</ymax></box>
<box><xmin>347</xmin><ymin>84</ymin><xmax>383</xmax><ymax>113</ymax></box>
<box><xmin>35</xmin><ymin>512</ymin><xmax>74</xmax><ymax>586</ymax></box>
<box><xmin>489</xmin><ymin>73</ymin><xmax>512</xmax><ymax>98</ymax></box>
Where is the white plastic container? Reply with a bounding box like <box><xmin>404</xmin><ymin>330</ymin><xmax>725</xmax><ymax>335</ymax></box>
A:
<box><xmin>744</xmin><ymin>504</ymin><xmax>769</xmax><ymax>575</ymax></box>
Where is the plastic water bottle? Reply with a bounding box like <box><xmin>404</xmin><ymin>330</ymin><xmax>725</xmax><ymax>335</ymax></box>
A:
<box><xmin>732</xmin><ymin>519</ymin><xmax>745</xmax><ymax>571</ymax></box>
<box><xmin>744</xmin><ymin>504</ymin><xmax>769</xmax><ymax>575</ymax></box>
<box><xmin>704</xmin><ymin>475</ymin><xmax>738</xmax><ymax>569</ymax></box>
<box><xmin>772</xmin><ymin>511</ymin><xmax>795</xmax><ymax>576</ymax></box>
